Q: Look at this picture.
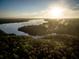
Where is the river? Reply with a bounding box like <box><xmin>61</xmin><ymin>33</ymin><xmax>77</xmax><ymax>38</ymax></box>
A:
<box><xmin>0</xmin><ymin>19</ymin><xmax>48</xmax><ymax>35</ymax></box>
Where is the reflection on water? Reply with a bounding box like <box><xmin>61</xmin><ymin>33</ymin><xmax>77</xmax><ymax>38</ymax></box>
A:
<box><xmin>0</xmin><ymin>19</ymin><xmax>48</xmax><ymax>35</ymax></box>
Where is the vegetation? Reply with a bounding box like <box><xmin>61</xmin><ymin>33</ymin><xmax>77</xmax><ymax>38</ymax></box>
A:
<box><xmin>19</xmin><ymin>18</ymin><xmax>79</xmax><ymax>37</ymax></box>
<box><xmin>0</xmin><ymin>35</ymin><xmax>79</xmax><ymax>59</ymax></box>
<box><xmin>0</xmin><ymin>18</ymin><xmax>79</xmax><ymax>59</ymax></box>
<box><xmin>0</xmin><ymin>18</ymin><xmax>31</xmax><ymax>24</ymax></box>
<box><xmin>0</xmin><ymin>30</ymin><xmax>6</xmax><ymax>35</ymax></box>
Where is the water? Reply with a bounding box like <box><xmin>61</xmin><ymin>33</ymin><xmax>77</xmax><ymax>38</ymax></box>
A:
<box><xmin>0</xmin><ymin>19</ymin><xmax>48</xmax><ymax>35</ymax></box>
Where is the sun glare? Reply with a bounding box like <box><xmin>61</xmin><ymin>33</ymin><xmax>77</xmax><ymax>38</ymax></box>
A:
<box><xmin>48</xmin><ymin>6</ymin><xmax>64</xmax><ymax>18</ymax></box>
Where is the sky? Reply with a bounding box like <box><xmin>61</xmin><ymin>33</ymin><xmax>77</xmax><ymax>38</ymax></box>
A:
<box><xmin>0</xmin><ymin>0</ymin><xmax>79</xmax><ymax>18</ymax></box>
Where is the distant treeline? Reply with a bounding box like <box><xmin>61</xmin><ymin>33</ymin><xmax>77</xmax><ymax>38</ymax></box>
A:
<box><xmin>0</xmin><ymin>18</ymin><xmax>31</xmax><ymax>24</ymax></box>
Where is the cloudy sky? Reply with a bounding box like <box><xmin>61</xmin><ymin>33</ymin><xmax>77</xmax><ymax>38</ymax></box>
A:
<box><xmin>0</xmin><ymin>0</ymin><xmax>79</xmax><ymax>18</ymax></box>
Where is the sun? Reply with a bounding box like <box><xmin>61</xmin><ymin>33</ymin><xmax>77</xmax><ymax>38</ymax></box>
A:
<box><xmin>48</xmin><ymin>6</ymin><xmax>64</xmax><ymax>18</ymax></box>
